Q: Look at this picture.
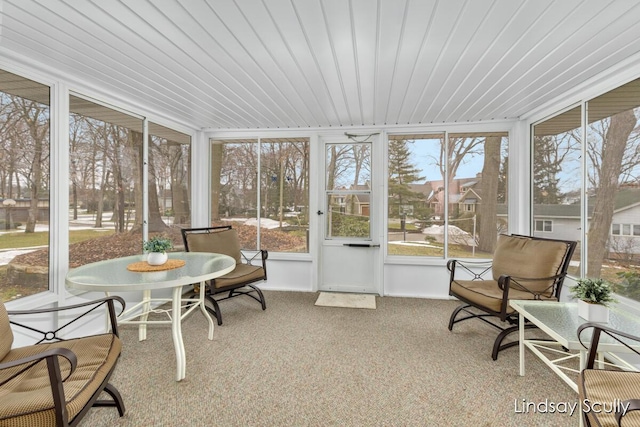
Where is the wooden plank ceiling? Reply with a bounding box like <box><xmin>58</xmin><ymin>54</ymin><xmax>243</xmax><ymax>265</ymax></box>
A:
<box><xmin>1</xmin><ymin>0</ymin><xmax>640</xmax><ymax>131</ymax></box>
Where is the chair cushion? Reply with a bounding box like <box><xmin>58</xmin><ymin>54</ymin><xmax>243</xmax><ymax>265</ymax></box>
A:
<box><xmin>0</xmin><ymin>333</ymin><xmax>121</xmax><ymax>426</ymax></box>
<box><xmin>579</xmin><ymin>369</ymin><xmax>640</xmax><ymax>427</ymax></box>
<box><xmin>492</xmin><ymin>235</ymin><xmax>570</xmax><ymax>297</ymax></box>
<box><xmin>451</xmin><ymin>279</ymin><xmax>558</xmax><ymax>313</ymax></box>
<box><xmin>213</xmin><ymin>263</ymin><xmax>265</xmax><ymax>290</ymax></box>
<box><xmin>0</xmin><ymin>302</ymin><xmax>12</xmax><ymax>361</ymax></box>
<box><xmin>185</xmin><ymin>229</ymin><xmax>242</xmax><ymax>264</ymax></box>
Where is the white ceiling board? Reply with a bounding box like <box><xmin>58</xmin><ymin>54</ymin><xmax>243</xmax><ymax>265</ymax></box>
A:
<box><xmin>415</xmin><ymin>0</ymin><xmax>494</xmax><ymax>123</ymax></box>
<box><xmin>454</xmin><ymin>0</ymin><xmax>582</xmax><ymax>121</ymax></box>
<box><xmin>473</xmin><ymin>0</ymin><xmax>639</xmax><ymax>121</ymax></box>
<box><xmin>434</xmin><ymin>0</ymin><xmax>527</xmax><ymax>123</ymax></box>
<box><xmin>0</xmin><ymin>0</ymin><xmax>639</xmax><ymax>130</ymax></box>
<box><xmin>401</xmin><ymin>1</ymin><xmax>467</xmax><ymax>124</ymax></box>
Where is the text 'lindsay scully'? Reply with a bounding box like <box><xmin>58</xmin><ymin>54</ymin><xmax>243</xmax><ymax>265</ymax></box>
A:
<box><xmin>514</xmin><ymin>398</ymin><xmax>631</xmax><ymax>418</ymax></box>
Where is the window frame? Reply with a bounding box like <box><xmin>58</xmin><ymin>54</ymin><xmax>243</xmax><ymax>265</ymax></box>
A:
<box><xmin>535</xmin><ymin>219</ymin><xmax>553</xmax><ymax>232</ymax></box>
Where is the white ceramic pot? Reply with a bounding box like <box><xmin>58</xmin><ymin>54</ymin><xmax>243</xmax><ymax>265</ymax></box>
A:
<box><xmin>577</xmin><ymin>299</ymin><xmax>609</xmax><ymax>323</ymax></box>
<box><xmin>147</xmin><ymin>251</ymin><xmax>168</xmax><ymax>266</ymax></box>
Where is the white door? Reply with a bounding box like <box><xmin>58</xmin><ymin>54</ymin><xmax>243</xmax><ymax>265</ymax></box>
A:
<box><xmin>318</xmin><ymin>136</ymin><xmax>381</xmax><ymax>294</ymax></box>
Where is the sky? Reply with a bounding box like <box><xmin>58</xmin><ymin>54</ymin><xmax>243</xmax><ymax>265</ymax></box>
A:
<box><xmin>408</xmin><ymin>138</ymin><xmax>484</xmax><ymax>182</ymax></box>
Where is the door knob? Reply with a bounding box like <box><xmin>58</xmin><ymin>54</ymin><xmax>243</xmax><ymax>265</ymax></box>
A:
<box><xmin>317</xmin><ymin>210</ymin><xmax>324</xmax><ymax>215</ymax></box>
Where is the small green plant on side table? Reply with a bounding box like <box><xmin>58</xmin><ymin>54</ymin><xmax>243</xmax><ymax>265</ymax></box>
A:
<box><xmin>570</xmin><ymin>278</ymin><xmax>616</xmax><ymax>322</ymax></box>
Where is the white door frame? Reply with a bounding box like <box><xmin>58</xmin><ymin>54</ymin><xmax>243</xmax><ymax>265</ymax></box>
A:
<box><xmin>317</xmin><ymin>133</ymin><xmax>384</xmax><ymax>295</ymax></box>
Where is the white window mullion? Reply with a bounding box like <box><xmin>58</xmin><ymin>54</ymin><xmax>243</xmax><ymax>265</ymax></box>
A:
<box><xmin>52</xmin><ymin>82</ymin><xmax>69</xmax><ymax>303</ymax></box>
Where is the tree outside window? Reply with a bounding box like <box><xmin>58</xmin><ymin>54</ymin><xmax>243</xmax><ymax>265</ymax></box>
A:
<box><xmin>533</xmin><ymin>78</ymin><xmax>640</xmax><ymax>302</ymax></box>
<box><xmin>0</xmin><ymin>70</ymin><xmax>50</xmax><ymax>302</ymax></box>
<box><xmin>387</xmin><ymin>133</ymin><xmax>508</xmax><ymax>258</ymax></box>
<box><xmin>211</xmin><ymin>138</ymin><xmax>309</xmax><ymax>253</ymax></box>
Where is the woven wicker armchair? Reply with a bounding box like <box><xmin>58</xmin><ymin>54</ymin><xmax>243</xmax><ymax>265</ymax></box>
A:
<box><xmin>181</xmin><ymin>226</ymin><xmax>267</xmax><ymax>325</ymax></box>
<box><xmin>447</xmin><ymin>234</ymin><xmax>576</xmax><ymax>360</ymax></box>
<box><xmin>578</xmin><ymin>323</ymin><xmax>640</xmax><ymax>427</ymax></box>
<box><xmin>0</xmin><ymin>296</ymin><xmax>125</xmax><ymax>427</ymax></box>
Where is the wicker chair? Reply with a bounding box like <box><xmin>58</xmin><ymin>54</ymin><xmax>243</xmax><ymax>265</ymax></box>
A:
<box><xmin>181</xmin><ymin>226</ymin><xmax>267</xmax><ymax>325</ymax></box>
<box><xmin>0</xmin><ymin>296</ymin><xmax>125</xmax><ymax>427</ymax></box>
<box><xmin>578</xmin><ymin>323</ymin><xmax>640</xmax><ymax>427</ymax></box>
<box><xmin>447</xmin><ymin>234</ymin><xmax>577</xmax><ymax>360</ymax></box>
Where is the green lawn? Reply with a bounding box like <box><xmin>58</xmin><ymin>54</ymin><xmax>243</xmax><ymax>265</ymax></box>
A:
<box><xmin>387</xmin><ymin>242</ymin><xmax>493</xmax><ymax>258</ymax></box>
<box><xmin>0</xmin><ymin>229</ymin><xmax>114</xmax><ymax>250</ymax></box>
<box><xmin>0</xmin><ymin>229</ymin><xmax>115</xmax><ymax>301</ymax></box>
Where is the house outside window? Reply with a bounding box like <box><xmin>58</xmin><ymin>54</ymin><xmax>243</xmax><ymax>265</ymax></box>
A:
<box><xmin>387</xmin><ymin>132</ymin><xmax>508</xmax><ymax>259</ymax></box>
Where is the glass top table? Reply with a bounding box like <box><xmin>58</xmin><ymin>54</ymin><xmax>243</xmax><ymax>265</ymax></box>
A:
<box><xmin>66</xmin><ymin>251</ymin><xmax>235</xmax><ymax>381</ymax></box>
<box><xmin>510</xmin><ymin>300</ymin><xmax>640</xmax><ymax>393</ymax></box>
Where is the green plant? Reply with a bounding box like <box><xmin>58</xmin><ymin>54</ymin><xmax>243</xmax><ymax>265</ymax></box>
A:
<box><xmin>570</xmin><ymin>278</ymin><xmax>616</xmax><ymax>306</ymax></box>
<box><xmin>143</xmin><ymin>235</ymin><xmax>173</xmax><ymax>253</ymax></box>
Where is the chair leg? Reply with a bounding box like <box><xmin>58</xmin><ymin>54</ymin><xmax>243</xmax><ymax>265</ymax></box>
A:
<box><xmin>205</xmin><ymin>295</ymin><xmax>223</xmax><ymax>326</ymax></box>
<box><xmin>491</xmin><ymin>323</ymin><xmax>538</xmax><ymax>360</ymax></box>
<box><xmin>248</xmin><ymin>285</ymin><xmax>266</xmax><ymax>310</ymax></box>
<box><xmin>93</xmin><ymin>383</ymin><xmax>126</xmax><ymax>417</ymax></box>
<box><xmin>448</xmin><ymin>303</ymin><xmax>472</xmax><ymax>331</ymax></box>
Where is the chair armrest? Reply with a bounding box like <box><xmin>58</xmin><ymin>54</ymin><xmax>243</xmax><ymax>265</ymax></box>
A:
<box><xmin>497</xmin><ymin>272</ymin><xmax>566</xmax><ymax>294</ymax></box>
<box><xmin>0</xmin><ymin>347</ymin><xmax>78</xmax><ymax>425</ymax></box>
<box><xmin>577</xmin><ymin>322</ymin><xmax>640</xmax><ymax>368</ymax></box>
<box><xmin>8</xmin><ymin>296</ymin><xmax>125</xmax><ymax>341</ymax></box>
<box><xmin>0</xmin><ymin>347</ymin><xmax>77</xmax><ymax>385</ymax></box>
<box><xmin>617</xmin><ymin>399</ymin><xmax>640</xmax><ymax>426</ymax></box>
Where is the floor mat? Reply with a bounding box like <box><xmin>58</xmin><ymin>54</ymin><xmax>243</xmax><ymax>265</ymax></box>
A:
<box><xmin>314</xmin><ymin>292</ymin><xmax>376</xmax><ymax>309</ymax></box>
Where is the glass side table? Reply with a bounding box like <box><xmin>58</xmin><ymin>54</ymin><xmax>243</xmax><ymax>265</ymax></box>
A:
<box><xmin>509</xmin><ymin>299</ymin><xmax>640</xmax><ymax>392</ymax></box>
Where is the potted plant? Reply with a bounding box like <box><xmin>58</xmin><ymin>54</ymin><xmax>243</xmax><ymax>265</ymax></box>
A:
<box><xmin>143</xmin><ymin>235</ymin><xmax>173</xmax><ymax>266</ymax></box>
<box><xmin>570</xmin><ymin>278</ymin><xmax>616</xmax><ymax>322</ymax></box>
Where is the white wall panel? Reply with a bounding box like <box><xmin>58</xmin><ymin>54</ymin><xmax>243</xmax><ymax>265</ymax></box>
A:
<box><xmin>384</xmin><ymin>264</ymin><xmax>452</xmax><ymax>299</ymax></box>
<box><xmin>260</xmin><ymin>259</ymin><xmax>314</xmax><ymax>293</ymax></box>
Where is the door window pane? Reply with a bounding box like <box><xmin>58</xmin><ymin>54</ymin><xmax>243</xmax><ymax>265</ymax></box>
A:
<box><xmin>325</xmin><ymin>143</ymin><xmax>371</xmax><ymax>240</ymax></box>
<box><xmin>326</xmin><ymin>143</ymin><xmax>371</xmax><ymax>190</ymax></box>
<box><xmin>325</xmin><ymin>191</ymin><xmax>370</xmax><ymax>239</ymax></box>
<box><xmin>0</xmin><ymin>70</ymin><xmax>50</xmax><ymax>302</ymax></box>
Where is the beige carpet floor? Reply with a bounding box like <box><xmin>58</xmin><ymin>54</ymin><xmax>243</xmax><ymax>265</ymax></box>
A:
<box><xmin>80</xmin><ymin>291</ymin><xmax>579</xmax><ymax>426</ymax></box>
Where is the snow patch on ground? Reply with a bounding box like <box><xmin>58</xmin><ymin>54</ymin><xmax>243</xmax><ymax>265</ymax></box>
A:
<box><xmin>222</xmin><ymin>217</ymin><xmax>289</xmax><ymax>229</ymax></box>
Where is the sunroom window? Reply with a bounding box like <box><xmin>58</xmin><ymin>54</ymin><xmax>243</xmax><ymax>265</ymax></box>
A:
<box><xmin>68</xmin><ymin>96</ymin><xmax>191</xmax><ymax>273</ymax></box>
<box><xmin>0</xmin><ymin>70</ymin><xmax>50</xmax><ymax>302</ymax></box>
<box><xmin>210</xmin><ymin>138</ymin><xmax>310</xmax><ymax>253</ymax></box>
<box><xmin>386</xmin><ymin>132</ymin><xmax>508</xmax><ymax>259</ymax></box>
<box><xmin>533</xmin><ymin>78</ymin><xmax>640</xmax><ymax>301</ymax></box>
<box><xmin>532</xmin><ymin>106</ymin><xmax>582</xmax><ymax>276</ymax></box>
